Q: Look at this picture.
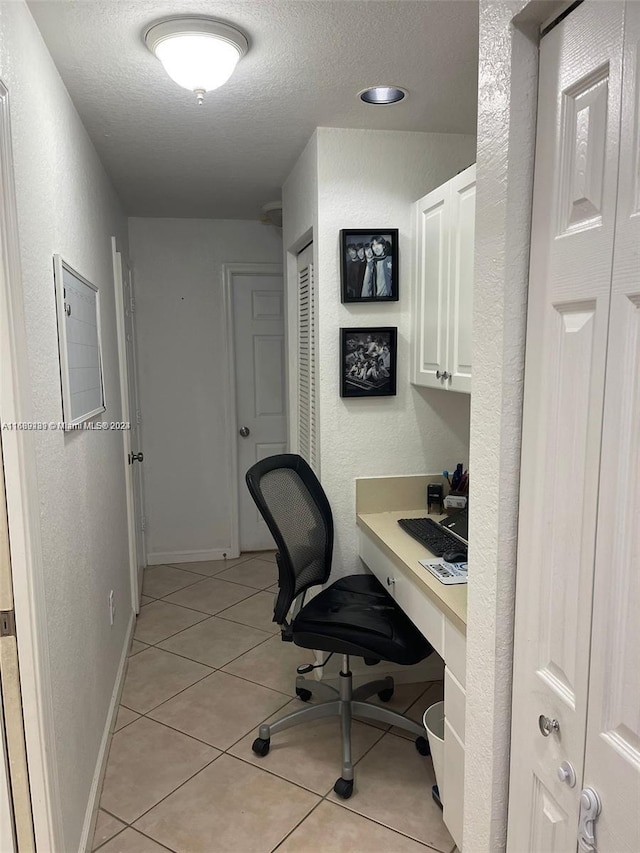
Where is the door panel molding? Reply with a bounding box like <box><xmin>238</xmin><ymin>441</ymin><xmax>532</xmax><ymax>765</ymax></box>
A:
<box><xmin>223</xmin><ymin>263</ymin><xmax>284</xmax><ymax>557</ymax></box>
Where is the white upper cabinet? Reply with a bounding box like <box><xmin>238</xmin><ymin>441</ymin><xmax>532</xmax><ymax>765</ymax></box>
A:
<box><xmin>412</xmin><ymin>164</ymin><xmax>476</xmax><ymax>394</ymax></box>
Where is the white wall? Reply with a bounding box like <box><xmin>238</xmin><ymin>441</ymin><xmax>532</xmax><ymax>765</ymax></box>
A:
<box><xmin>0</xmin><ymin>2</ymin><xmax>131</xmax><ymax>849</ymax></box>
<box><xmin>464</xmin><ymin>2</ymin><xmax>538</xmax><ymax>851</ymax></box>
<box><xmin>313</xmin><ymin>128</ymin><xmax>476</xmax><ymax>575</ymax></box>
<box><xmin>128</xmin><ymin>218</ymin><xmax>283</xmax><ymax>564</ymax></box>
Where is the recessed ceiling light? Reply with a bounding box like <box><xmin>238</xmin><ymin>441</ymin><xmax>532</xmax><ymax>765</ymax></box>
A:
<box><xmin>359</xmin><ymin>86</ymin><xmax>407</xmax><ymax>105</ymax></box>
<box><xmin>144</xmin><ymin>17</ymin><xmax>249</xmax><ymax>104</ymax></box>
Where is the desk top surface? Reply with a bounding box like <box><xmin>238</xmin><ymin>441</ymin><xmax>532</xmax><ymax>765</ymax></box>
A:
<box><xmin>357</xmin><ymin>508</ymin><xmax>468</xmax><ymax>633</ymax></box>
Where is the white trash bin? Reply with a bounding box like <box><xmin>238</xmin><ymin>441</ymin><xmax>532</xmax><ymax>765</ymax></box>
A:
<box><xmin>423</xmin><ymin>701</ymin><xmax>445</xmax><ymax>806</ymax></box>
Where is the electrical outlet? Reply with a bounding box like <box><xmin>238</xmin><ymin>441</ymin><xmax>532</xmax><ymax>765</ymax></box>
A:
<box><xmin>109</xmin><ymin>590</ymin><xmax>115</xmax><ymax>626</ymax></box>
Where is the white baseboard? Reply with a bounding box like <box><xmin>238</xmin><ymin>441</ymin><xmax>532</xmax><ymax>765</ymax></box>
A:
<box><xmin>147</xmin><ymin>548</ymin><xmax>238</xmax><ymax>566</ymax></box>
<box><xmin>79</xmin><ymin>610</ymin><xmax>135</xmax><ymax>853</ymax></box>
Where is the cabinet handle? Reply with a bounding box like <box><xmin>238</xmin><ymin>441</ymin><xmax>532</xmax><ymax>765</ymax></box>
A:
<box><xmin>386</xmin><ymin>577</ymin><xmax>395</xmax><ymax>587</ymax></box>
<box><xmin>436</xmin><ymin>370</ymin><xmax>450</xmax><ymax>381</ymax></box>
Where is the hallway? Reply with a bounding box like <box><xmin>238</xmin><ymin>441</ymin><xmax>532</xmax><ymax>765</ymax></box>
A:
<box><xmin>91</xmin><ymin>554</ymin><xmax>451</xmax><ymax>853</ymax></box>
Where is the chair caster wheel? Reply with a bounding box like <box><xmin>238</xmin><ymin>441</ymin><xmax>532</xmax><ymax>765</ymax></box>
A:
<box><xmin>377</xmin><ymin>687</ymin><xmax>394</xmax><ymax>702</ymax></box>
<box><xmin>415</xmin><ymin>736</ymin><xmax>430</xmax><ymax>756</ymax></box>
<box><xmin>333</xmin><ymin>777</ymin><xmax>354</xmax><ymax>799</ymax></box>
<box><xmin>252</xmin><ymin>737</ymin><xmax>270</xmax><ymax>757</ymax></box>
<box><xmin>296</xmin><ymin>687</ymin><xmax>312</xmax><ymax>702</ymax></box>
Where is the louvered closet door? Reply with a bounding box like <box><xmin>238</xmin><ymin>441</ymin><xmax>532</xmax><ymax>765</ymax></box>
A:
<box><xmin>508</xmin><ymin>3</ymin><xmax>625</xmax><ymax>849</ymax></box>
<box><xmin>582</xmin><ymin>3</ymin><xmax>640</xmax><ymax>849</ymax></box>
<box><xmin>297</xmin><ymin>244</ymin><xmax>318</xmax><ymax>471</ymax></box>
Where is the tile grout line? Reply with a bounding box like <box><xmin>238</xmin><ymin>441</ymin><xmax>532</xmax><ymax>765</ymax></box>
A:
<box><xmin>139</xmin><ymin>585</ymin><xmax>275</xmax><ymax>643</ymax></box>
<box><xmin>121</xmin><ymin>663</ymin><xmax>216</xmax><ymax>717</ymax></box>
<box><xmin>315</xmin><ymin>727</ymin><xmax>450</xmax><ymax>852</ymax></box>
<box><xmin>102</xmin><ymin>560</ymin><xmax>445</xmax><ymax>852</ymax></box>
<box><xmin>155</xmin><ymin>620</ymin><xmax>274</xmax><ymax>667</ymax></box>
<box><xmin>117</xmin><ymin>751</ymin><xmax>224</xmax><ymax>836</ymax></box>
<box><xmin>269</xmin><ymin>798</ymin><xmax>325</xmax><ymax>852</ymax></box>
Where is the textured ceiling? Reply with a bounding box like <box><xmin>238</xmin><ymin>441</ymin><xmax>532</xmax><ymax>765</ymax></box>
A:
<box><xmin>28</xmin><ymin>0</ymin><xmax>479</xmax><ymax>219</ymax></box>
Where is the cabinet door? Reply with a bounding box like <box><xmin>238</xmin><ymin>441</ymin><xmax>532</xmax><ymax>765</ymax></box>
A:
<box><xmin>447</xmin><ymin>165</ymin><xmax>475</xmax><ymax>394</ymax></box>
<box><xmin>412</xmin><ymin>183</ymin><xmax>450</xmax><ymax>388</ymax></box>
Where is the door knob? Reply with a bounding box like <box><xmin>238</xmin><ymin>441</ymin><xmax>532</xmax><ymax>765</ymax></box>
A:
<box><xmin>538</xmin><ymin>714</ymin><xmax>560</xmax><ymax>737</ymax></box>
<box><xmin>239</xmin><ymin>426</ymin><xmax>250</xmax><ymax>437</ymax></box>
<box><xmin>129</xmin><ymin>452</ymin><xmax>144</xmax><ymax>464</ymax></box>
<box><xmin>557</xmin><ymin>761</ymin><xmax>576</xmax><ymax>787</ymax></box>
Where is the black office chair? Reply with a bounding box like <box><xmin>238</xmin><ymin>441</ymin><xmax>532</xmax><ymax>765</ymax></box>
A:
<box><xmin>245</xmin><ymin>453</ymin><xmax>433</xmax><ymax>799</ymax></box>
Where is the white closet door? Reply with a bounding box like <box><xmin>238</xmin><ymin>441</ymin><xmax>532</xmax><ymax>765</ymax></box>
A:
<box><xmin>508</xmin><ymin>3</ymin><xmax>625</xmax><ymax>849</ymax></box>
<box><xmin>412</xmin><ymin>182</ymin><xmax>450</xmax><ymax>388</ymax></box>
<box><xmin>582</xmin><ymin>3</ymin><xmax>640</xmax><ymax>850</ymax></box>
<box><xmin>447</xmin><ymin>165</ymin><xmax>475</xmax><ymax>394</ymax></box>
<box><xmin>296</xmin><ymin>244</ymin><xmax>318</xmax><ymax>472</ymax></box>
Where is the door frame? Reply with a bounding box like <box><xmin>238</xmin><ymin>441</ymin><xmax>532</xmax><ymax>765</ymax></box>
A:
<box><xmin>0</xmin><ymin>80</ymin><xmax>62</xmax><ymax>850</ymax></box>
<box><xmin>464</xmin><ymin>1</ymin><xmax>577</xmax><ymax>850</ymax></box>
<box><xmin>222</xmin><ymin>263</ymin><xmax>284</xmax><ymax>557</ymax></box>
<box><xmin>112</xmin><ymin>239</ymin><xmax>145</xmax><ymax>612</ymax></box>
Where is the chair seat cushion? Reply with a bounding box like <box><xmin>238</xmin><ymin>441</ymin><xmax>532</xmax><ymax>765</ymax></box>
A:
<box><xmin>292</xmin><ymin>574</ymin><xmax>432</xmax><ymax>666</ymax></box>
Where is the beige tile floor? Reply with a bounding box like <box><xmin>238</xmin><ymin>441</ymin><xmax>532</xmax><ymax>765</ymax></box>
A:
<box><xmin>93</xmin><ymin>553</ymin><xmax>454</xmax><ymax>853</ymax></box>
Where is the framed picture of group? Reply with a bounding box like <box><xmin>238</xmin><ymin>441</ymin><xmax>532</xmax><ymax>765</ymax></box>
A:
<box><xmin>340</xmin><ymin>327</ymin><xmax>397</xmax><ymax>398</ymax></box>
<box><xmin>340</xmin><ymin>229</ymin><xmax>399</xmax><ymax>303</ymax></box>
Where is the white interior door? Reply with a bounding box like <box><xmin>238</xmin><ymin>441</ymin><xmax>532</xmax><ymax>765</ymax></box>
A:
<box><xmin>122</xmin><ymin>263</ymin><xmax>146</xmax><ymax>596</ymax></box>
<box><xmin>0</xmin><ymin>441</ymin><xmax>17</xmax><ymax>853</ymax></box>
<box><xmin>582</xmin><ymin>4</ymin><xmax>640</xmax><ymax>850</ymax></box>
<box><xmin>447</xmin><ymin>165</ymin><xmax>475</xmax><ymax>394</ymax></box>
<box><xmin>232</xmin><ymin>268</ymin><xmax>286</xmax><ymax>551</ymax></box>
<box><xmin>0</xmin><ymin>441</ymin><xmax>33</xmax><ymax>851</ymax></box>
<box><xmin>508</xmin><ymin>3</ymin><xmax>625</xmax><ymax>849</ymax></box>
<box><xmin>296</xmin><ymin>243</ymin><xmax>318</xmax><ymax>471</ymax></box>
<box><xmin>113</xmin><ymin>241</ymin><xmax>146</xmax><ymax>610</ymax></box>
<box><xmin>0</xmin><ymin>696</ymin><xmax>16</xmax><ymax>853</ymax></box>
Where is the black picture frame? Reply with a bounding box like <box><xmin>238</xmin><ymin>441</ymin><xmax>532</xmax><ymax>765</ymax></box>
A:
<box><xmin>340</xmin><ymin>327</ymin><xmax>397</xmax><ymax>398</ymax></box>
<box><xmin>340</xmin><ymin>229</ymin><xmax>399</xmax><ymax>303</ymax></box>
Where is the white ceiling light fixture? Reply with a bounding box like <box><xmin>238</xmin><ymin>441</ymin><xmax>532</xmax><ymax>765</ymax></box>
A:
<box><xmin>144</xmin><ymin>17</ymin><xmax>249</xmax><ymax>105</ymax></box>
<box><xmin>359</xmin><ymin>85</ymin><xmax>407</xmax><ymax>105</ymax></box>
<box><xmin>261</xmin><ymin>201</ymin><xmax>283</xmax><ymax>228</ymax></box>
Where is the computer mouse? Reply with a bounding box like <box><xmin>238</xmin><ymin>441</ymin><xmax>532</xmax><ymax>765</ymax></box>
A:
<box><xmin>442</xmin><ymin>549</ymin><xmax>467</xmax><ymax>564</ymax></box>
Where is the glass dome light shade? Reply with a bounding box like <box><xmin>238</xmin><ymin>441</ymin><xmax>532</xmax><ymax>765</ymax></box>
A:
<box><xmin>155</xmin><ymin>35</ymin><xmax>240</xmax><ymax>92</ymax></box>
<box><xmin>145</xmin><ymin>18</ymin><xmax>248</xmax><ymax>96</ymax></box>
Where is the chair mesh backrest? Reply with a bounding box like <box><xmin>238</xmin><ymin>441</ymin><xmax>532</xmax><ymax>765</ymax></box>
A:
<box><xmin>246</xmin><ymin>455</ymin><xmax>333</xmax><ymax>621</ymax></box>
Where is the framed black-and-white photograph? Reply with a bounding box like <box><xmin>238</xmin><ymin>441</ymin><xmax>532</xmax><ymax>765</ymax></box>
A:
<box><xmin>340</xmin><ymin>327</ymin><xmax>397</xmax><ymax>398</ymax></box>
<box><xmin>340</xmin><ymin>229</ymin><xmax>399</xmax><ymax>303</ymax></box>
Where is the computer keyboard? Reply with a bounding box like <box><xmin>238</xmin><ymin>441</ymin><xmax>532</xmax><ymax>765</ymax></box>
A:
<box><xmin>397</xmin><ymin>517</ymin><xmax>468</xmax><ymax>559</ymax></box>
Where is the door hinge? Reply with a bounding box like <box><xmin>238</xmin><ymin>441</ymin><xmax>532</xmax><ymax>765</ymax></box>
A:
<box><xmin>140</xmin><ymin>516</ymin><xmax>147</xmax><ymax>532</ymax></box>
<box><xmin>0</xmin><ymin>609</ymin><xmax>16</xmax><ymax>637</ymax></box>
<box><xmin>136</xmin><ymin>409</ymin><xmax>142</xmax><ymax>425</ymax></box>
<box><xmin>130</xmin><ymin>297</ymin><xmax>136</xmax><ymax>314</ymax></box>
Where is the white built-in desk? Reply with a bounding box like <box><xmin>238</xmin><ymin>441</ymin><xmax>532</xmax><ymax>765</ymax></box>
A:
<box><xmin>356</xmin><ymin>476</ymin><xmax>467</xmax><ymax>851</ymax></box>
